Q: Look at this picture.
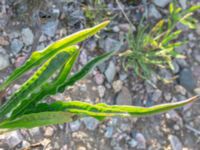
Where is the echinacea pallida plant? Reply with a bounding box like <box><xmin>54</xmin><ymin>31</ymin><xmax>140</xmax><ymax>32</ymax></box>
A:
<box><xmin>0</xmin><ymin>21</ymin><xmax>199</xmax><ymax>134</ymax></box>
<box><xmin>121</xmin><ymin>3</ymin><xmax>200</xmax><ymax>79</ymax></box>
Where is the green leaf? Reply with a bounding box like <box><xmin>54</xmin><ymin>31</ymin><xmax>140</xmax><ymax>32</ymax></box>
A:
<box><xmin>58</xmin><ymin>50</ymin><xmax>116</xmax><ymax>92</ymax></box>
<box><xmin>24</xmin><ymin>95</ymin><xmax>199</xmax><ymax>120</ymax></box>
<box><xmin>10</xmin><ymin>49</ymin><xmax>80</xmax><ymax>119</ymax></box>
<box><xmin>0</xmin><ymin>21</ymin><xmax>110</xmax><ymax>91</ymax></box>
<box><xmin>10</xmin><ymin>51</ymin><xmax>114</xmax><ymax>119</ymax></box>
<box><xmin>0</xmin><ymin>112</ymin><xmax>74</xmax><ymax>129</ymax></box>
<box><xmin>0</xmin><ymin>46</ymin><xmax>78</xmax><ymax>120</ymax></box>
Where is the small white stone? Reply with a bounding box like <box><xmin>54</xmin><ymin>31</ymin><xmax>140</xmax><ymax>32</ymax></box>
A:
<box><xmin>112</xmin><ymin>80</ymin><xmax>123</xmax><ymax>93</ymax></box>
<box><xmin>44</xmin><ymin>127</ymin><xmax>54</xmax><ymax>137</ymax></box>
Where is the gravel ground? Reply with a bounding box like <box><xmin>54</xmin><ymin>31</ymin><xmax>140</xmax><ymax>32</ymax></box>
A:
<box><xmin>0</xmin><ymin>0</ymin><xmax>200</xmax><ymax>149</ymax></box>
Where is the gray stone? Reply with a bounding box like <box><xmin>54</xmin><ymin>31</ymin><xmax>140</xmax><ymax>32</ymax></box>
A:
<box><xmin>11</xmin><ymin>38</ymin><xmax>23</xmax><ymax>54</ymax></box>
<box><xmin>128</xmin><ymin>139</ymin><xmax>138</xmax><ymax>148</ymax></box>
<box><xmin>176</xmin><ymin>58</ymin><xmax>188</xmax><ymax>67</ymax></box>
<box><xmin>153</xmin><ymin>0</ymin><xmax>171</xmax><ymax>7</ymax></box>
<box><xmin>168</xmin><ymin>135</ymin><xmax>183</xmax><ymax>150</ymax></box>
<box><xmin>102</xmin><ymin>38</ymin><xmax>122</xmax><ymax>52</ymax></box>
<box><xmin>105</xmin><ymin>126</ymin><xmax>113</xmax><ymax>138</ymax></box>
<box><xmin>152</xmin><ymin>89</ymin><xmax>162</xmax><ymax>102</ymax></box>
<box><xmin>21</xmin><ymin>28</ymin><xmax>34</xmax><ymax>45</ymax></box>
<box><xmin>149</xmin><ymin>4</ymin><xmax>162</xmax><ymax>19</ymax></box>
<box><xmin>0</xmin><ymin>47</ymin><xmax>10</xmax><ymax>70</ymax></box>
<box><xmin>179</xmin><ymin>68</ymin><xmax>196</xmax><ymax>92</ymax></box>
<box><xmin>69</xmin><ymin>120</ymin><xmax>81</xmax><ymax>132</ymax></box>
<box><xmin>82</xmin><ymin>117</ymin><xmax>99</xmax><ymax>130</ymax></box>
<box><xmin>116</xmin><ymin>87</ymin><xmax>132</xmax><ymax>105</ymax></box>
<box><xmin>136</xmin><ymin>133</ymin><xmax>146</xmax><ymax>149</ymax></box>
<box><xmin>172</xmin><ymin>61</ymin><xmax>180</xmax><ymax>74</ymax></box>
<box><xmin>5</xmin><ymin>131</ymin><xmax>23</xmax><ymax>149</ymax></box>
<box><xmin>41</xmin><ymin>20</ymin><xmax>59</xmax><ymax>37</ymax></box>
<box><xmin>105</xmin><ymin>61</ymin><xmax>116</xmax><ymax>83</ymax></box>
<box><xmin>29</xmin><ymin>127</ymin><xmax>42</xmax><ymax>139</ymax></box>
<box><xmin>179</xmin><ymin>0</ymin><xmax>187</xmax><ymax>9</ymax></box>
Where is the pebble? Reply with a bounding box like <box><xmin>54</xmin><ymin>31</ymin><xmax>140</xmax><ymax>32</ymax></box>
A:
<box><xmin>41</xmin><ymin>20</ymin><xmax>59</xmax><ymax>37</ymax></box>
<box><xmin>179</xmin><ymin>0</ymin><xmax>187</xmax><ymax>9</ymax></box>
<box><xmin>148</xmin><ymin>4</ymin><xmax>162</xmax><ymax>19</ymax></box>
<box><xmin>179</xmin><ymin>68</ymin><xmax>196</xmax><ymax>92</ymax></box>
<box><xmin>135</xmin><ymin>133</ymin><xmax>146</xmax><ymax>149</ymax></box>
<box><xmin>29</xmin><ymin>127</ymin><xmax>42</xmax><ymax>139</ymax></box>
<box><xmin>153</xmin><ymin>0</ymin><xmax>171</xmax><ymax>8</ymax></box>
<box><xmin>112</xmin><ymin>80</ymin><xmax>123</xmax><ymax>93</ymax></box>
<box><xmin>5</xmin><ymin>131</ymin><xmax>23</xmax><ymax>149</ymax></box>
<box><xmin>94</xmin><ymin>72</ymin><xmax>104</xmax><ymax>85</ymax></box>
<box><xmin>82</xmin><ymin>117</ymin><xmax>99</xmax><ymax>131</ymax></box>
<box><xmin>21</xmin><ymin>140</ymin><xmax>31</xmax><ymax>149</ymax></box>
<box><xmin>151</xmin><ymin>89</ymin><xmax>162</xmax><ymax>102</ymax></box>
<box><xmin>0</xmin><ymin>36</ymin><xmax>9</xmax><ymax>46</ymax></box>
<box><xmin>11</xmin><ymin>38</ymin><xmax>23</xmax><ymax>54</ymax></box>
<box><xmin>112</xmin><ymin>26</ymin><xmax>120</xmax><ymax>32</ymax></box>
<box><xmin>105</xmin><ymin>61</ymin><xmax>116</xmax><ymax>83</ymax></box>
<box><xmin>14</xmin><ymin>55</ymin><xmax>27</xmax><ymax>68</ymax></box>
<box><xmin>194</xmin><ymin>88</ymin><xmax>200</xmax><ymax>95</ymax></box>
<box><xmin>102</xmin><ymin>38</ymin><xmax>122</xmax><ymax>52</ymax></box>
<box><xmin>116</xmin><ymin>87</ymin><xmax>132</xmax><ymax>105</ymax></box>
<box><xmin>172</xmin><ymin>61</ymin><xmax>180</xmax><ymax>74</ymax></box>
<box><xmin>164</xmin><ymin>92</ymin><xmax>172</xmax><ymax>101</ymax></box>
<box><xmin>168</xmin><ymin>135</ymin><xmax>183</xmax><ymax>150</ymax></box>
<box><xmin>0</xmin><ymin>47</ymin><xmax>10</xmax><ymax>70</ymax></box>
<box><xmin>21</xmin><ymin>28</ymin><xmax>34</xmax><ymax>45</ymax></box>
<box><xmin>128</xmin><ymin>139</ymin><xmax>138</xmax><ymax>148</ymax></box>
<box><xmin>118</xmin><ymin>23</ymin><xmax>136</xmax><ymax>32</ymax></box>
<box><xmin>97</xmin><ymin>85</ymin><xmax>106</xmax><ymax>98</ymax></box>
<box><xmin>79</xmin><ymin>50</ymin><xmax>87</xmax><ymax>65</ymax></box>
<box><xmin>104</xmin><ymin>126</ymin><xmax>113</xmax><ymax>138</ymax></box>
<box><xmin>69</xmin><ymin>120</ymin><xmax>81</xmax><ymax>132</ymax></box>
<box><xmin>44</xmin><ymin>127</ymin><xmax>54</xmax><ymax>137</ymax></box>
<box><xmin>175</xmin><ymin>85</ymin><xmax>187</xmax><ymax>95</ymax></box>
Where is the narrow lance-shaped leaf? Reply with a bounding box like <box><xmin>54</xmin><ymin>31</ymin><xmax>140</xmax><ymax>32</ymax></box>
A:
<box><xmin>10</xmin><ymin>49</ymin><xmax>80</xmax><ymax>119</ymax></box>
<box><xmin>11</xmin><ymin>50</ymin><xmax>115</xmax><ymax>118</ymax></box>
<box><xmin>58</xmin><ymin>50</ymin><xmax>116</xmax><ymax>92</ymax></box>
<box><xmin>0</xmin><ymin>21</ymin><xmax>110</xmax><ymax>91</ymax></box>
<box><xmin>0</xmin><ymin>112</ymin><xmax>75</xmax><ymax>129</ymax></box>
<box><xmin>0</xmin><ymin>46</ymin><xmax>79</xmax><ymax>120</ymax></box>
<box><xmin>0</xmin><ymin>96</ymin><xmax>198</xmax><ymax>130</ymax></box>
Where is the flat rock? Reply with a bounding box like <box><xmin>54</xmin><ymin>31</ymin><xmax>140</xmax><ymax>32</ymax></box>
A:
<box><xmin>69</xmin><ymin>120</ymin><xmax>81</xmax><ymax>132</ymax></box>
<box><xmin>101</xmin><ymin>38</ymin><xmax>122</xmax><ymax>52</ymax></box>
<box><xmin>11</xmin><ymin>38</ymin><xmax>23</xmax><ymax>54</ymax></box>
<box><xmin>5</xmin><ymin>131</ymin><xmax>23</xmax><ymax>149</ymax></box>
<box><xmin>179</xmin><ymin>68</ymin><xmax>196</xmax><ymax>92</ymax></box>
<box><xmin>148</xmin><ymin>4</ymin><xmax>162</xmax><ymax>19</ymax></box>
<box><xmin>41</xmin><ymin>20</ymin><xmax>59</xmax><ymax>37</ymax></box>
<box><xmin>105</xmin><ymin>61</ymin><xmax>116</xmax><ymax>83</ymax></box>
<box><xmin>82</xmin><ymin>117</ymin><xmax>99</xmax><ymax>130</ymax></box>
<box><xmin>116</xmin><ymin>87</ymin><xmax>132</xmax><ymax>105</ymax></box>
<box><xmin>22</xmin><ymin>28</ymin><xmax>34</xmax><ymax>45</ymax></box>
<box><xmin>153</xmin><ymin>0</ymin><xmax>171</xmax><ymax>7</ymax></box>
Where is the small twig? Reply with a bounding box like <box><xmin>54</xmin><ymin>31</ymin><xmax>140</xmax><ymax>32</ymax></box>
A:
<box><xmin>185</xmin><ymin>124</ymin><xmax>200</xmax><ymax>136</ymax></box>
